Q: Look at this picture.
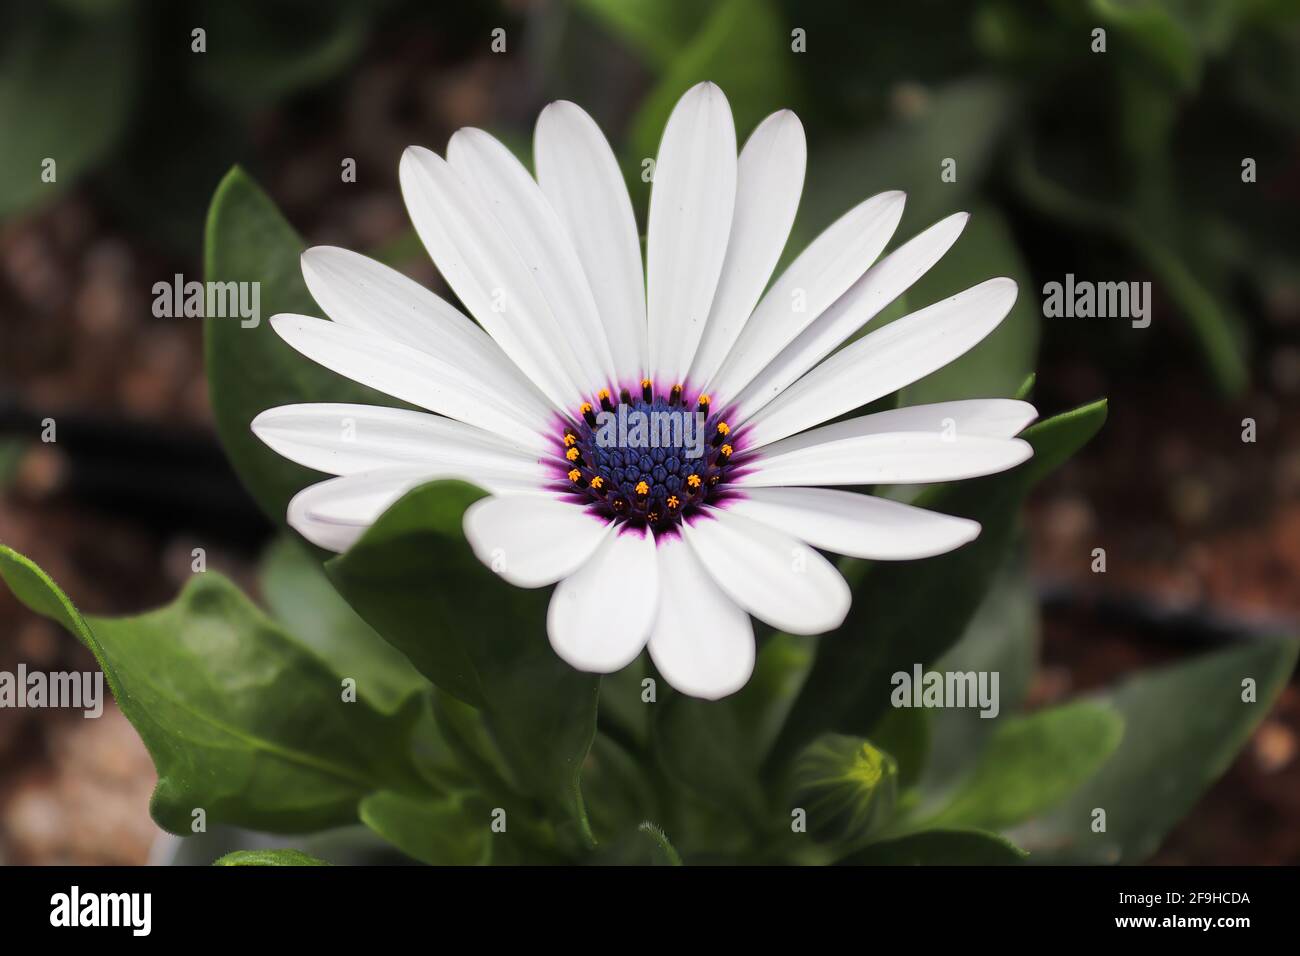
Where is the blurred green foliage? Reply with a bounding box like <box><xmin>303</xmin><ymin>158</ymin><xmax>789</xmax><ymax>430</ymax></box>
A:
<box><xmin>0</xmin><ymin>0</ymin><xmax>494</xmax><ymax>247</ymax></box>
<box><xmin>572</xmin><ymin>0</ymin><xmax>1300</xmax><ymax>393</ymax></box>
<box><xmin>5</xmin><ymin>0</ymin><xmax>1293</xmax><ymax>389</ymax></box>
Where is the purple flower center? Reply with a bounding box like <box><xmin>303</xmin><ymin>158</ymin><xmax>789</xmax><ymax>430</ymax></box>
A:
<box><xmin>559</xmin><ymin>384</ymin><xmax>735</xmax><ymax>531</ymax></box>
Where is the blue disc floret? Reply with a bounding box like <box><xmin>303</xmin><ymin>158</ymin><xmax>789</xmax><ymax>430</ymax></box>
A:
<box><xmin>560</xmin><ymin>384</ymin><xmax>735</xmax><ymax>531</ymax></box>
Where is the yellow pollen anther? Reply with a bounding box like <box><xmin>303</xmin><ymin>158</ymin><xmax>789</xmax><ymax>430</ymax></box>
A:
<box><xmin>687</xmin><ymin>474</ymin><xmax>702</xmax><ymax>489</ymax></box>
<box><xmin>720</xmin><ymin>443</ymin><xmax>733</xmax><ymax>457</ymax></box>
<box><xmin>563</xmin><ymin>434</ymin><xmax>577</xmax><ymax>447</ymax></box>
<box><xmin>698</xmin><ymin>394</ymin><xmax>711</xmax><ymax>406</ymax></box>
<box><xmin>635</xmin><ymin>480</ymin><xmax>650</xmax><ymax>496</ymax></box>
<box><xmin>716</xmin><ymin>421</ymin><xmax>730</xmax><ymax>436</ymax></box>
<box><xmin>568</xmin><ymin>468</ymin><xmax>582</xmax><ymax>482</ymax></box>
<box><xmin>598</xmin><ymin>388</ymin><xmax>610</xmax><ymax>400</ymax></box>
<box><xmin>590</xmin><ymin>475</ymin><xmax>605</xmax><ymax>490</ymax></box>
<box><xmin>566</xmin><ymin>447</ymin><xmax>581</xmax><ymax>462</ymax></box>
<box><xmin>579</xmin><ymin>402</ymin><xmax>593</xmax><ymax>415</ymax></box>
<box><xmin>666</xmin><ymin>495</ymin><xmax>681</xmax><ymax>509</ymax></box>
<box><xmin>640</xmin><ymin>378</ymin><xmax>652</xmax><ymax>388</ymax></box>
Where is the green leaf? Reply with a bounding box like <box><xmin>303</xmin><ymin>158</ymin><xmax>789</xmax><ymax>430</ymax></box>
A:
<box><xmin>627</xmin><ymin>0</ymin><xmax>796</xmax><ymax>186</ymax></box>
<box><xmin>404</xmin><ymin>693</ymin><xmax>478</xmax><ymax>793</ymax></box>
<box><xmin>573</xmin><ymin>0</ymin><xmax>711</xmax><ymax>70</ymax></box>
<box><xmin>1092</xmin><ymin>0</ymin><xmax>1199</xmax><ymax>89</ymax></box>
<box><xmin>653</xmin><ymin>690</ymin><xmax>767</xmax><ymax>827</ymax></box>
<box><xmin>1010</xmin><ymin>637</ymin><xmax>1300</xmax><ymax>864</ymax></box>
<box><xmin>793</xmin><ymin>734</ymin><xmax>899</xmax><ymax>842</ymax></box>
<box><xmin>919</xmin><ymin>702</ymin><xmax>1123</xmax><ymax>833</ymax></box>
<box><xmin>590</xmin><ymin>820</ymin><xmax>685</xmax><ymax>865</ymax></box>
<box><xmin>653</xmin><ymin>632</ymin><xmax>813</xmax><ymax>827</ymax></box>
<box><xmin>193</xmin><ymin>2</ymin><xmax>369</xmax><ymax>112</ymax></box>
<box><xmin>582</xmin><ymin>733</ymin><xmax>660</xmax><ymax>841</ymax></box>
<box><xmin>838</xmin><ymin>828</ymin><xmax>1026</xmax><ymax>866</ymax></box>
<box><xmin>910</xmin><ymin>554</ymin><xmax>1038</xmax><ymax>805</ymax></box>
<box><xmin>325</xmin><ymin>481</ymin><xmax>599</xmax><ymax>843</ymax></box>
<box><xmin>0</xmin><ymin>5</ymin><xmax>134</xmax><ymax>216</ymax></box>
<box><xmin>358</xmin><ymin>790</ymin><xmax>491</xmax><ymax>866</ymax></box>
<box><xmin>1015</xmin><ymin>372</ymin><xmax>1036</xmax><ymax>401</ymax></box>
<box><xmin>597</xmin><ymin>653</ymin><xmax>652</xmax><ymax>749</ymax></box>
<box><xmin>259</xmin><ymin>537</ymin><xmax>427</xmax><ymax>714</ymax></box>
<box><xmin>427</xmin><ymin>690</ymin><xmax>518</xmax><ymax>796</ymax></box>
<box><xmin>203</xmin><ymin>166</ymin><xmax>403</xmax><ymax>526</ymax></box>
<box><xmin>0</xmin><ymin>544</ymin><xmax>427</xmax><ymax>835</ymax></box>
<box><xmin>1089</xmin><ymin>0</ymin><xmax>1241</xmax><ymax>92</ymax></box>
<box><xmin>213</xmin><ymin>849</ymin><xmax>331</xmax><ymax>867</ymax></box>
<box><xmin>361</xmin><ymin>757</ymin><xmax>569</xmax><ymax>864</ymax></box>
<box><xmin>766</xmin><ymin>399</ymin><xmax>1108</xmax><ymax>774</ymax></box>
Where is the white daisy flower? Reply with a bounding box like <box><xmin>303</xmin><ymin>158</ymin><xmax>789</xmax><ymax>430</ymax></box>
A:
<box><xmin>252</xmin><ymin>82</ymin><xmax>1036</xmax><ymax>701</ymax></box>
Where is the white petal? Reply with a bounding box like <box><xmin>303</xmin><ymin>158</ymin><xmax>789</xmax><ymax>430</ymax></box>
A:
<box><xmin>288</xmin><ymin>482</ymin><xmax>370</xmax><ymax>554</ymax></box>
<box><xmin>548</xmin><ymin>527</ymin><xmax>657</xmax><ymax>673</ymax></box>
<box><xmin>251</xmin><ymin>403</ymin><xmax>547</xmax><ymax>478</ymax></box>
<box><xmin>463</xmin><ymin>494</ymin><xmax>611</xmax><ymax>588</ymax></box>
<box><xmin>726</xmin><ymin>487</ymin><xmax>981</xmax><ymax>560</ymax></box>
<box><xmin>706</xmin><ymin>190</ymin><xmax>906</xmax><ymax>401</ymax></box>
<box><xmin>270</xmin><ymin>314</ymin><xmax>551</xmax><ymax>453</ymax></box>
<box><xmin>742</xmin><ymin>277</ymin><xmax>1018</xmax><ymax>447</ymax></box>
<box><xmin>748</xmin><ymin>398</ymin><xmax>1038</xmax><ymax>456</ymax></box>
<box><xmin>399</xmin><ymin>146</ymin><xmax>585</xmax><ymax>410</ymax></box>
<box><xmin>646</xmin><ymin>82</ymin><xmax>737</xmax><ymax>386</ymax></box>
<box><xmin>734</xmin><ymin>212</ymin><xmax>969</xmax><ymax>420</ymax></box>
<box><xmin>535</xmin><ymin>100</ymin><xmax>647</xmax><ymax>382</ymax></box>
<box><xmin>288</xmin><ymin>467</ymin><xmax>541</xmax><ymax>553</ymax></box>
<box><xmin>687</xmin><ymin>110</ymin><xmax>806</xmax><ymax>390</ymax></box>
<box><xmin>739</xmin><ymin>432</ymin><xmax>1033</xmax><ymax>487</ymax></box>
<box><xmin>448</xmin><ymin>128</ymin><xmax>617</xmax><ymax>388</ymax></box>
<box><xmin>647</xmin><ymin>533</ymin><xmax>754</xmax><ymax>700</ymax></box>
<box><xmin>300</xmin><ymin>246</ymin><xmax>553</xmax><ymax>428</ymax></box>
<box><xmin>682</xmin><ymin>509</ymin><xmax>849</xmax><ymax>636</ymax></box>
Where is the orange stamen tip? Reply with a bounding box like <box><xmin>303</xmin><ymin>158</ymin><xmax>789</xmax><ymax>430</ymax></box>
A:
<box><xmin>698</xmin><ymin>394</ymin><xmax>711</xmax><ymax>406</ymax></box>
<box><xmin>716</xmin><ymin>422</ymin><xmax>730</xmax><ymax>436</ymax></box>
<box><xmin>687</xmin><ymin>474</ymin><xmax>702</xmax><ymax>488</ymax></box>
<box><xmin>720</xmin><ymin>444</ymin><xmax>733</xmax><ymax>457</ymax></box>
<box><xmin>563</xmin><ymin>434</ymin><xmax>577</xmax><ymax>447</ymax></box>
<box><xmin>566</xmin><ymin>447</ymin><xmax>580</xmax><ymax>461</ymax></box>
<box><xmin>666</xmin><ymin>495</ymin><xmax>681</xmax><ymax>509</ymax></box>
<box><xmin>567</xmin><ymin>469</ymin><xmax>582</xmax><ymax>482</ymax></box>
<box><xmin>635</xmin><ymin>480</ymin><xmax>649</xmax><ymax>496</ymax></box>
<box><xmin>590</xmin><ymin>475</ymin><xmax>605</xmax><ymax>489</ymax></box>
<box><xmin>598</xmin><ymin>388</ymin><xmax>610</xmax><ymax>399</ymax></box>
<box><xmin>579</xmin><ymin>402</ymin><xmax>593</xmax><ymax>414</ymax></box>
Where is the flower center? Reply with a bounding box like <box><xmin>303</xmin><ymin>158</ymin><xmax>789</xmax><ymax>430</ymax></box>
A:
<box><xmin>559</xmin><ymin>381</ymin><xmax>735</xmax><ymax>531</ymax></box>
